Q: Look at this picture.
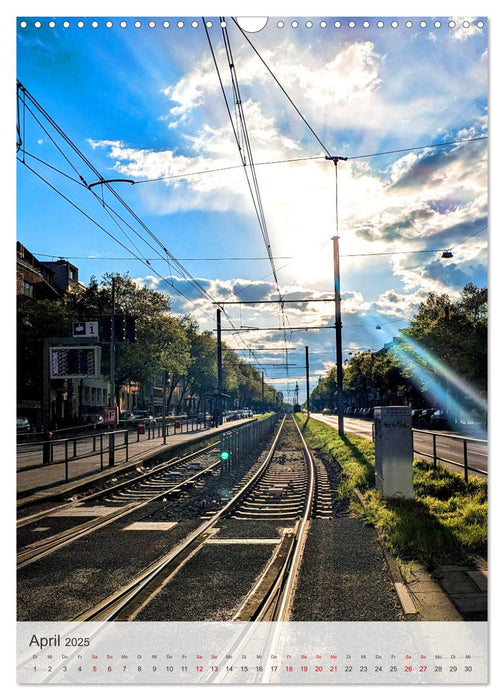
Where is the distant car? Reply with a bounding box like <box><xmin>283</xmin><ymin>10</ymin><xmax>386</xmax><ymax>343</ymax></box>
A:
<box><xmin>132</xmin><ymin>411</ymin><xmax>157</xmax><ymax>426</ymax></box>
<box><xmin>411</xmin><ymin>409</ymin><xmax>423</xmax><ymax>424</ymax></box>
<box><xmin>430</xmin><ymin>409</ymin><xmax>448</xmax><ymax>427</ymax></box>
<box><xmin>120</xmin><ymin>411</ymin><xmax>136</xmax><ymax>421</ymax></box>
<box><xmin>421</xmin><ymin>409</ymin><xmax>435</xmax><ymax>423</ymax></box>
<box><xmin>322</xmin><ymin>408</ymin><xmax>332</xmax><ymax>415</ymax></box>
<box><xmin>82</xmin><ymin>413</ymin><xmax>105</xmax><ymax>426</ymax></box>
<box><xmin>17</xmin><ymin>417</ymin><xmax>31</xmax><ymax>433</ymax></box>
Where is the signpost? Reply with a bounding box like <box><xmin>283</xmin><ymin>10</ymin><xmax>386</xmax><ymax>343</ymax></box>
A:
<box><xmin>103</xmin><ymin>407</ymin><xmax>118</xmax><ymax>426</ymax></box>
<box><xmin>73</xmin><ymin>321</ymin><xmax>99</xmax><ymax>338</ymax></box>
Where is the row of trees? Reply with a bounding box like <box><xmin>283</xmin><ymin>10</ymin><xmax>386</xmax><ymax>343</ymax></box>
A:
<box><xmin>309</xmin><ymin>283</ymin><xmax>488</xmax><ymax>419</ymax></box>
<box><xmin>17</xmin><ymin>273</ymin><xmax>284</xmax><ymax>425</ymax></box>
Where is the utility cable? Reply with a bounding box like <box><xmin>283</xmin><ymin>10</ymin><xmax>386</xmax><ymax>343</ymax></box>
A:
<box><xmin>231</xmin><ymin>16</ymin><xmax>332</xmax><ymax>157</ymax></box>
<box><xmin>203</xmin><ymin>19</ymin><xmax>291</xmax><ymax>369</ymax></box>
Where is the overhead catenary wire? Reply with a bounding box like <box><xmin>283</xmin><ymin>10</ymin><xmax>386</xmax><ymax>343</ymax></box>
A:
<box><xmin>203</xmin><ymin>18</ymin><xmax>292</xmax><ymax>371</ymax></box>
<box><xmin>231</xmin><ymin>16</ymin><xmax>332</xmax><ymax>158</ymax></box>
<box><xmin>16</xmin><ymin>158</ymin><xmax>217</xmax><ymax>320</ymax></box>
<box><xmin>16</xmin><ymin>81</ymin><xmax>276</xmax><ymax>380</ymax></box>
<box><xmin>20</xmin><ymin>150</ymin><xmax>275</xmax><ymax>377</ymax></box>
<box><xmin>130</xmin><ymin>135</ymin><xmax>487</xmax><ymax>185</ymax></box>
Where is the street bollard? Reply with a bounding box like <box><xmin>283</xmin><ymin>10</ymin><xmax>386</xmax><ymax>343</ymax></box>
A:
<box><xmin>108</xmin><ymin>432</ymin><xmax>115</xmax><ymax>468</ymax></box>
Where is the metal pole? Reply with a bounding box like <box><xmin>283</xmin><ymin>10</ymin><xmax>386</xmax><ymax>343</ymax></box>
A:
<box><xmin>108</xmin><ymin>277</ymin><xmax>117</xmax><ymax>469</ymax></box>
<box><xmin>217</xmin><ymin>307</ymin><xmax>223</xmax><ymax>426</ymax></box>
<box><xmin>162</xmin><ymin>369</ymin><xmax>167</xmax><ymax>444</ymax></box>
<box><xmin>64</xmin><ymin>440</ymin><xmax>69</xmax><ymax>482</ymax></box>
<box><xmin>261</xmin><ymin>371</ymin><xmax>264</xmax><ymax>409</ymax></box>
<box><xmin>327</xmin><ymin>155</ymin><xmax>347</xmax><ymax>436</ymax></box>
<box><xmin>42</xmin><ymin>339</ymin><xmax>51</xmax><ymax>464</ymax></box>
<box><xmin>109</xmin><ymin>276</ymin><xmax>116</xmax><ymax>409</ymax></box>
<box><xmin>305</xmin><ymin>346</ymin><xmax>310</xmax><ymax>417</ymax></box>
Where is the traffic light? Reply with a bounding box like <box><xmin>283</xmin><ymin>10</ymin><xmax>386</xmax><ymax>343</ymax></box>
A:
<box><xmin>125</xmin><ymin>316</ymin><xmax>137</xmax><ymax>342</ymax></box>
<box><xmin>99</xmin><ymin>316</ymin><xmax>111</xmax><ymax>342</ymax></box>
<box><xmin>220</xmin><ymin>449</ymin><xmax>230</xmax><ymax>461</ymax></box>
<box><xmin>114</xmin><ymin>315</ymin><xmax>125</xmax><ymax>342</ymax></box>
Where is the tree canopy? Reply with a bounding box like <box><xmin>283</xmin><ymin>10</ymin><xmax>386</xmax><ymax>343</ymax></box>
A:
<box><xmin>309</xmin><ymin>283</ymin><xmax>487</xmax><ymax>415</ymax></box>
<box><xmin>18</xmin><ymin>273</ymin><xmax>283</xmax><ymax>422</ymax></box>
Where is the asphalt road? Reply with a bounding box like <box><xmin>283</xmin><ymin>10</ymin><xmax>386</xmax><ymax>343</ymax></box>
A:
<box><xmin>310</xmin><ymin>413</ymin><xmax>487</xmax><ymax>479</ymax></box>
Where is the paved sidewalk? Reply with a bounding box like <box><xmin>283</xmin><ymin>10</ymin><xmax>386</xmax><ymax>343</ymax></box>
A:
<box><xmin>17</xmin><ymin>419</ymin><xmax>252</xmax><ymax>506</ymax></box>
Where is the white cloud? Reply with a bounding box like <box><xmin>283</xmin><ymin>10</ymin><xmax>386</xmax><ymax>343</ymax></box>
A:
<box><xmin>89</xmin><ymin>32</ymin><xmax>487</xmax><ymax>326</ymax></box>
<box><xmin>450</xmin><ymin>18</ymin><xmax>482</xmax><ymax>41</ymax></box>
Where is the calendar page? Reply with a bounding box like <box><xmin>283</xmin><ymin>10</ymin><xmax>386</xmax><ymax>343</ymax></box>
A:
<box><xmin>15</xmin><ymin>6</ymin><xmax>489</xmax><ymax>687</ymax></box>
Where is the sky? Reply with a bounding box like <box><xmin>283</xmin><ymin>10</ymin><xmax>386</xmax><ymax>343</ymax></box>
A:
<box><xmin>15</xmin><ymin>11</ymin><xmax>488</xmax><ymax>404</ymax></box>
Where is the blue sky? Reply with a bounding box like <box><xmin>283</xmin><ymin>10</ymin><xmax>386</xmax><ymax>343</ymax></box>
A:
<box><xmin>16</xmin><ymin>13</ymin><xmax>488</xmax><ymax>403</ymax></box>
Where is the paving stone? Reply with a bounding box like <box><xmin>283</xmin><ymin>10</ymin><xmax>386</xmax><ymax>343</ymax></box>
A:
<box><xmin>437</xmin><ymin>571</ymin><xmax>480</xmax><ymax>595</ymax></box>
<box><xmin>467</xmin><ymin>570</ymin><xmax>488</xmax><ymax>592</ymax></box>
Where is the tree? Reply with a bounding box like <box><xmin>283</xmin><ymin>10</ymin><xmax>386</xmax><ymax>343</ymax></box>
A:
<box><xmin>17</xmin><ymin>297</ymin><xmax>73</xmax><ymax>414</ymax></box>
<box><xmin>310</xmin><ymin>367</ymin><xmax>338</xmax><ymax>411</ymax></box>
<box><xmin>401</xmin><ymin>284</ymin><xmax>487</xmax><ymax>395</ymax></box>
<box><xmin>67</xmin><ymin>273</ymin><xmax>188</xmax><ymax>402</ymax></box>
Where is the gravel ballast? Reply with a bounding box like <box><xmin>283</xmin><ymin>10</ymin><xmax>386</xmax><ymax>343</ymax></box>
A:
<box><xmin>291</xmin><ymin>518</ymin><xmax>405</xmax><ymax>621</ymax></box>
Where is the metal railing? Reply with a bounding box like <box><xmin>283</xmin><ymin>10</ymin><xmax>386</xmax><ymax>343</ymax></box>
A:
<box><xmin>18</xmin><ymin>429</ymin><xmax>130</xmax><ymax>482</ymax></box>
<box><xmin>412</xmin><ymin>428</ymin><xmax>488</xmax><ymax>482</ymax></box>
<box><xmin>16</xmin><ymin>414</ymin><xmax>259</xmax><ymax>485</ymax></box>
<box><xmin>219</xmin><ymin>413</ymin><xmax>280</xmax><ymax>472</ymax></box>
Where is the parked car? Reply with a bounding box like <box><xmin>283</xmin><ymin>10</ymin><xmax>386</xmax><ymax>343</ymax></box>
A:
<box><xmin>430</xmin><ymin>409</ymin><xmax>448</xmax><ymax>427</ymax></box>
<box><xmin>322</xmin><ymin>408</ymin><xmax>332</xmax><ymax>415</ymax></box>
<box><xmin>120</xmin><ymin>411</ymin><xmax>136</xmax><ymax>421</ymax></box>
<box><xmin>16</xmin><ymin>417</ymin><xmax>31</xmax><ymax>433</ymax></box>
<box><xmin>132</xmin><ymin>411</ymin><xmax>157</xmax><ymax>426</ymax></box>
<box><xmin>420</xmin><ymin>409</ymin><xmax>436</xmax><ymax>423</ymax></box>
<box><xmin>82</xmin><ymin>413</ymin><xmax>105</xmax><ymax>427</ymax></box>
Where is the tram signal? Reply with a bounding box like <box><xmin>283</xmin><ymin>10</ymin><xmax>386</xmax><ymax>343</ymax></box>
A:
<box><xmin>114</xmin><ymin>315</ymin><xmax>125</xmax><ymax>342</ymax></box>
<box><xmin>125</xmin><ymin>316</ymin><xmax>137</xmax><ymax>342</ymax></box>
<box><xmin>99</xmin><ymin>316</ymin><xmax>112</xmax><ymax>342</ymax></box>
<box><xmin>99</xmin><ymin>315</ymin><xmax>136</xmax><ymax>342</ymax></box>
<box><xmin>220</xmin><ymin>450</ymin><xmax>230</xmax><ymax>462</ymax></box>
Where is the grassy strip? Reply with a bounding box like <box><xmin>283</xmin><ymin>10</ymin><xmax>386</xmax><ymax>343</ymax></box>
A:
<box><xmin>296</xmin><ymin>415</ymin><xmax>487</xmax><ymax>568</ymax></box>
<box><xmin>256</xmin><ymin>412</ymin><xmax>274</xmax><ymax>421</ymax></box>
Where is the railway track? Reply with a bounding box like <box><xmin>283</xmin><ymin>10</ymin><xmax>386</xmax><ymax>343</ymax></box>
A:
<box><xmin>16</xmin><ymin>442</ymin><xmax>220</xmax><ymax>569</ymax></box>
<box><xmin>74</xmin><ymin>415</ymin><xmax>316</xmax><ymax>624</ymax></box>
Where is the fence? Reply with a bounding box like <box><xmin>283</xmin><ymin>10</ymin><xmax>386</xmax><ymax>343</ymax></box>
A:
<box><xmin>219</xmin><ymin>413</ymin><xmax>280</xmax><ymax>472</ymax></box>
<box><xmin>412</xmin><ymin>429</ymin><xmax>488</xmax><ymax>482</ymax></box>
<box><xmin>17</xmin><ymin>429</ymin><xmax>130</xmax><ymax>483</ymax></box>
<box><xmin>16</xmin><ymin>414</ymin><xmax>271</xmax><ymax>487</ymax></box>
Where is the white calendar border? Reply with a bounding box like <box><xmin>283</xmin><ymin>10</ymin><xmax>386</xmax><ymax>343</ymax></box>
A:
<box><xmin>5</xmin><ymin>0</ymin><xmax>501</xmax><ymax>696</ymax></box>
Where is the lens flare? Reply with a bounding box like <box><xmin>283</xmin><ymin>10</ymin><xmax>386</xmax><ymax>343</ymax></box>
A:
<box><xmin>386</xmin><ymin>331</ymin><xmax>487</xmax><ymax>437</ymax></box>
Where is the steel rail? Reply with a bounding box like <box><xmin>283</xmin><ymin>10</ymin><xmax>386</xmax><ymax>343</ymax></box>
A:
<box><xmin>16</xmin><ymin>440</ymin><xmax>219</xmax><ymax>527</ymax></box>
<box><xmin>208</xmin><ymin>416</ymin><xmax>316</xmax><ymax>683</ymax></box>
<box><xmin>17</xmin><ymin>448</ymin><xmax>221</xmax><ymax>569</ymax></box>
<box><xmin>74</xmin><ymin>416</ymin><xmax>288</xmax><ymax>622</ymax></box>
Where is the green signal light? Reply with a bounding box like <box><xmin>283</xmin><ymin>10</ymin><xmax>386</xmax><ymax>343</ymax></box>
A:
<box><xmin>220</xmin><ymin>450</ymin><xmax>230</xmax><ymax>461</ymax></box>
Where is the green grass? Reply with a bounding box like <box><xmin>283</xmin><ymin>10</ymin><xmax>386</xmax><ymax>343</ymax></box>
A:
<box><xmin>296</xmin><ymin>415</ymin><xmax>487</xmax><ymax>568</ymax></box>
<box><xmin>256</xmin><ymin>412</ymin><xmax>274</xmax><ymax>421</ymax></box>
